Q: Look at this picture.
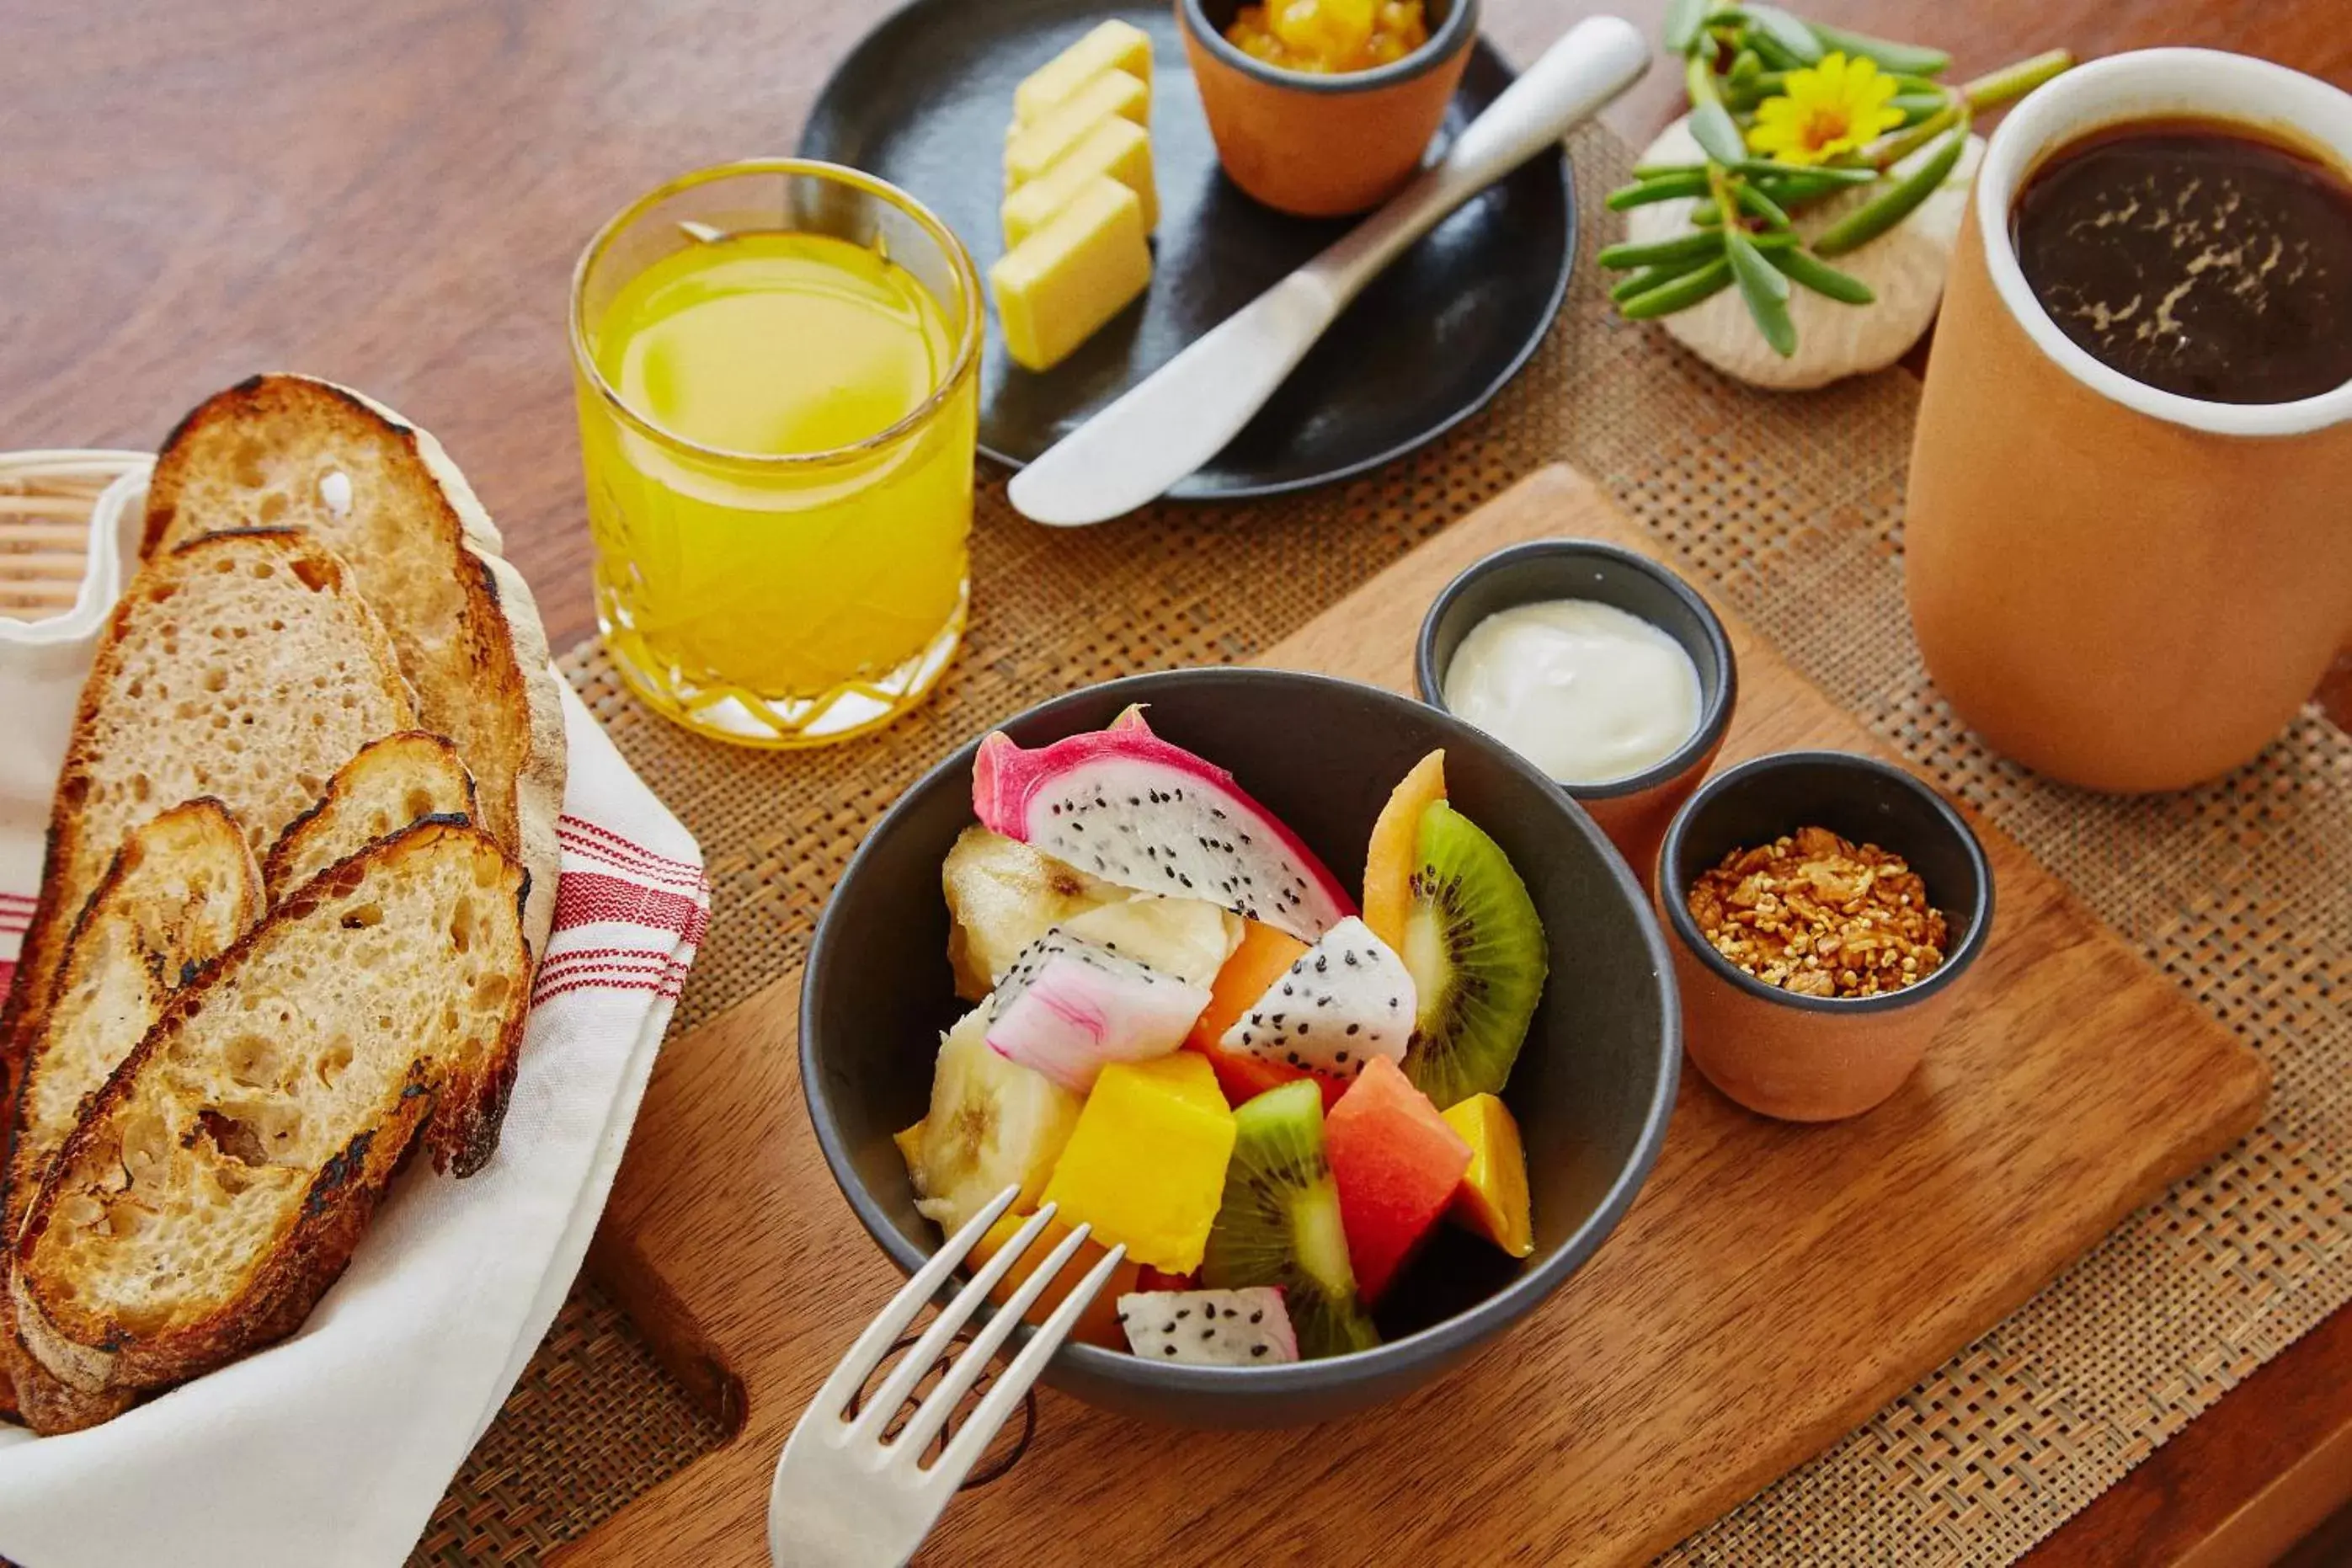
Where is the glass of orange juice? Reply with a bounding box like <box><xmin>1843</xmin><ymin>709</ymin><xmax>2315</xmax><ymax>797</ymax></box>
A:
<box><xmin>569</xmin><ymin>160</ymin><xmax>981</xmax><ymax>747</ymax></box>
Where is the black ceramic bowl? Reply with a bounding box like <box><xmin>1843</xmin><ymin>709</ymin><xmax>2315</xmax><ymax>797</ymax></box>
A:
<box><xmin>1659</xmin><ymin>750</ymin><xmax>1995</xmax><ymax>1122</ymax></box>
<box><xmin>803</xmin><ymin>668</ymin><xmax>1677</xmax><ymax>1427</ymax></box>
<box><xmin>1416</xmin><ymin>540</ymin><xmax>1738</xmax><ymax>877</ymax></box>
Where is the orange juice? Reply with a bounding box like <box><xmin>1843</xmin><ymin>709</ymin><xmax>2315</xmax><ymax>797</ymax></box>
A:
<box><xmin>573</xmin><ymin>164</ymin><xmax>980</xmax><ymax>747</ymax></box>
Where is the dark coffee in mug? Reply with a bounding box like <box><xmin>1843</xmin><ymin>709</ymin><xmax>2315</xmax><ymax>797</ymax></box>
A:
<box><xmin>2010</xmin><ymin>119</ymin><xmax>2352</xmax><ymax>404</ymax></box>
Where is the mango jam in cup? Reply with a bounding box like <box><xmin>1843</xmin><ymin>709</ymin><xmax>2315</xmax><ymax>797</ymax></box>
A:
<box><xmin>1178</xmin><ymin>0</ymin><xmax>1480</xmax><ymax>218</ymax></box>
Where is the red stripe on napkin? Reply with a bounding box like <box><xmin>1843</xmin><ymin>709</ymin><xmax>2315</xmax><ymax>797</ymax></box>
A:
<box><xmin>556</xmin><ymin>819</ymin><xmax>704</xmax><ymax>891</ymax></box>
<box><xmin>531</xmin><ymin>972</ymin><xmax>687</xmax><ymax>1008</ymax></box>
<box><xmin>549</xmin><ymin>871</ymin><xmax>709</xmax><ymax>947</ymax></box>
<box><xmin>532</xmin><ymin>952</ymin><xmax>675</xmax><ymax>990</ymax></box>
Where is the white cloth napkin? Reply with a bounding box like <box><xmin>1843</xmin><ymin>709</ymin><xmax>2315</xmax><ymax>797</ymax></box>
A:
<box><xmin>0</xmin><ymin>483</ymin><xmax>707</xmax><ymax>1568</ymax></box>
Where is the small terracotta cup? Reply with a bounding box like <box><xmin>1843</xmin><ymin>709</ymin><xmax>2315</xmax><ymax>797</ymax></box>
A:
<box><xmin>1658</xmin><ymin>752</ymin><xmax>1994</xmax><ymax>1123</ymax></box>
<box><xmin>1906</xmin><ymin>50</ymin><xmax>2352</xmax><ymax>792</ymax></box>
<box><xmin>1417</xmin><ymin>539</ymin><xmax>1736</xmax><ymax>881</ymax></box>
<box><xmin>1177</xmin><ymin>0</ymin><xmax>1479</xmax><ymax>217</ymax></box>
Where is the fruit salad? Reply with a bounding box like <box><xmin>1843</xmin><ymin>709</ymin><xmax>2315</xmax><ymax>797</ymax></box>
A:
<box><xmin>897</xmin><ymin>707</ymin><xmax>1549</xmax><ymax>1364</ymax></box>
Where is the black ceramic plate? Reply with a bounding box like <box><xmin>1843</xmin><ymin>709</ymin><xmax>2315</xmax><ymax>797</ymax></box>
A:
<box><xmin>799</xmin><ymin>0</ymin><xmax>1574</xmax><ymax>500</ymax></box>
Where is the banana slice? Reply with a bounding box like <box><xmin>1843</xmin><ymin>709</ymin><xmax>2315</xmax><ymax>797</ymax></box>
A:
<box><xmin>908</xmin><ymin>1005</ymin><xmax>1083</xmax><ymax>1232</ymax></box>
<box><xmin>943</xmin><ymin>826</ymin><xmax>1132</xmax><ymax>1001</ymax></box>
<box><xmin>1060</xmin><ymin>896</ymin><xmax>1242</xmax><ymax>986</ymax></box>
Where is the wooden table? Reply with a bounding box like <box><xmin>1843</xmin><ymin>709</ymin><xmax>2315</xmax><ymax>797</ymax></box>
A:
<box><xmin>2</xmin><ymin>2</ymin><xmax>2345</xmax><ymax>1560</ymax></box>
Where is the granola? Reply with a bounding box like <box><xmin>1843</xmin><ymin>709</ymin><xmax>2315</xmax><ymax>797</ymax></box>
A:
<box><xmin>1685</xmin><ymin>825</ymin><xmax>1948</xmax><ymax>999</ymax></box>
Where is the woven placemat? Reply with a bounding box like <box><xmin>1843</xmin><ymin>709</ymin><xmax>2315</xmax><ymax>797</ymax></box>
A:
<box><xmin>415</xmin><ymin>120</ymin><xmax>2352</xmax><ymax>1565</ymax></box>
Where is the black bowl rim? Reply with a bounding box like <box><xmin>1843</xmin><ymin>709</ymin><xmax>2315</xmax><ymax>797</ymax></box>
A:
<box><xmin>1177</xmin><ymin>0</ymin><xmax>1481</xmax><ymax>94</ymax></box>
<box><xmin>801</xmin><ymin>665</ymin><xmax>1681</xmax><ymax>1395</ymax></box>
<box><xmin>1414</xmin><ymin>539</ymin><xmax>1741</xmax><ymax>801</ymax></box>
<box><xmin>1658</xmin><ymin>749</ymin><xmax>1997</xmax><ymax>1016</ymax></box>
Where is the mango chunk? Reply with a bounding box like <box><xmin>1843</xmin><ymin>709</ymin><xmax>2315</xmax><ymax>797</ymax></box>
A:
<box><xmin>893</xmin><ymin>1119</ymin><xmax>927</xmax><ymax>1176</ymax></box>
<box><xmin>1440</xmin><ymin>1092</ymin><xmax>1535</xmax><ymax>1258</ymax></box>
<box><xmin>1005</xmin><ymin>69</ymin><xmax>1149</xmax><ymax>187</ymax></box>
<box><xmin>1133</xmin><ymin>1049</ymin><xmax>1231</xmax><ymax>1117</ymax></box>
<box><xmin>991</xmin><ymin>179</ymin><xmax>1153</xmax><ymax>373</ymax></box>
<box><xmin>969</xmin><ymin>1208</ymin><xmax>1143</xmax><ymax>1349</ymax></box>
<box><xmin>1014</xmin><ymin>19</ymin><xmax>1154</xmax><ymax>125</ymax></box>
<box><xmin>1043</xmin><ymin>1053</ymin><xmax>1236</xmax><ymax>1272</ymax></box>
<box><xmin>1004</xmin><ymin>116</ymin><xmax>1159</xmax><ymax>246</ymax></box>
<box><xmin>1275</xmin><ymin>0</ymin><xmax>1376</xmax><ymax>61</ymax></box>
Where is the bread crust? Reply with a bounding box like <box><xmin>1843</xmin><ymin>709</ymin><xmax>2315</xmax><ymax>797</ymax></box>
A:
<box><xmin>8</xmin><ymin>821</ymin><xmax>529</xmax><ymax>1420</ymax></box>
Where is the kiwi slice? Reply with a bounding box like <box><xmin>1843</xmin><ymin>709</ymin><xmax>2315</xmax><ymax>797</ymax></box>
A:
<box><xmin>1202</xmin><ymin>1080</ymin><xmax>1379</xmax><ymax>1359</ymax></box>
<box><xmin>1400</xmin><ymin>801</ymin><xmax>1548</xmax><ymax>1109</ymax></box>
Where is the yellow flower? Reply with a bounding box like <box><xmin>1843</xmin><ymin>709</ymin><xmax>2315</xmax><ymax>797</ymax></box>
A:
<box><xmin>1747</xmin><ymin>52</ymin><xmax>1903</xmax><ymax>166</ymax></box>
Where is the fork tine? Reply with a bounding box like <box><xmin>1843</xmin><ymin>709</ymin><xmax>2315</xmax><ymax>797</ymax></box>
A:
<box><xmin>886</xmin><ymin>1221</ymin><xmax>1099</xmax><ymax>1461</ymax></box>
<box><xmin>845</xmin><ymin>1202</ymin><xmax>1064</xmax><ymax>1447</ymax></box>
<box><xmin>925</xmin><ymin>1244</ymin><xmax>1131</xmax><ymax>1490</ymax></box>
<box><xmin>805</xmin><ymin>1185</ymin><xmax>1020</xmax><ymax>1425</ymax></box>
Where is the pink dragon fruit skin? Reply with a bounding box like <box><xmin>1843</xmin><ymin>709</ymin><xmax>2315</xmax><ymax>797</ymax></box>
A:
<box><xmin>971</xmin><ymin>708</ymin><xmax>1355</xmax><ymax>943</ymax></box>
<box><xmin>985</xmin><ymin>931</ymin><xmax>1211</xmax><ymax>1093</ymax></box>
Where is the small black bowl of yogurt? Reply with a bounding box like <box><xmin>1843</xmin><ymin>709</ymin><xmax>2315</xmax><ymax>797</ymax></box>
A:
<box><xmin>1416</xmin><ymin>540</ymin><xmax>1738</xmax><ymax>882</ymax></box>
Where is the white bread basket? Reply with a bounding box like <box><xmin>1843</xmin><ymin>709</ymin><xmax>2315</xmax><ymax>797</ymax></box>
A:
<box><xmin>0</xmin><ymin>451</ymin><xmax>152</xmax><ymax>881</ymax></box>
<box><xmin>0</xmin><ymin>450</ymin><xmax>151</xmax><ymax>644</ymax></box>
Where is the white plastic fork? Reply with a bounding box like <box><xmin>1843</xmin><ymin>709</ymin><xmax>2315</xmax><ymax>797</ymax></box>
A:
<box><xmin>768</xmin><ymin>1187</ymin><xmax>1128</xmax><ymax>1567</ymax></box>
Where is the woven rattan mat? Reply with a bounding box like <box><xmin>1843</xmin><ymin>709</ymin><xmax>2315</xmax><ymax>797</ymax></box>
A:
<box><xmin>413</xmin><ymin>122</ymin><xmax>2352</xmax><ymax>1566</ymax></box>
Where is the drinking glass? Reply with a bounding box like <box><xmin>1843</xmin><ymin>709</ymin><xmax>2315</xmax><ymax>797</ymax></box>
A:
<box><xmin>570</xmin><ymin>160</ymin><xmax>982</xmax><ymax>747</ymax></box>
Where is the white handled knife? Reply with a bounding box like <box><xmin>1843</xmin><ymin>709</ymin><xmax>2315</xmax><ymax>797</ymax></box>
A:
<box><xmin>1007</xmin><ymin>15</ymin><xmax>1651</xmax><ymax>527</ymax></box>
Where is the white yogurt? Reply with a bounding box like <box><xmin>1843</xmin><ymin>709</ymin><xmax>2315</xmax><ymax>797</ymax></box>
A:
<box><xmin>1443</xmin><ymin>599</ymin><xmax>1703</xmax><ymax>784</ymax></box>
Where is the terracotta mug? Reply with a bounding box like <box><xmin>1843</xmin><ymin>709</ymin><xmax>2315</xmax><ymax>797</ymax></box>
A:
<box><xmin>1905</xmin><ymin>51</ymin><xmax>2352</xmax><ymax>793</ymax></box>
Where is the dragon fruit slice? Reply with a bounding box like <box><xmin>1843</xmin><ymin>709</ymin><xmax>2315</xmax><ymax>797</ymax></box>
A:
<box><xmin>1219</xmin><ymin>917</ymin><xmax>1416</xmax><ymax>1083</ymax></box>
<box><xmin>986</xmin><ymin>930</ymin><xmax>1211</xmax><ymax>1093</ymax></box>
<box><xmin>1117</xmin><ymin>1287</ymin><xmax>1299</xmax><ymax>1365</ymax></box>
<box><xmin>971</xmin><ymin>708</ymin><xmax>1354</xmax><ymax>942</ymax></box>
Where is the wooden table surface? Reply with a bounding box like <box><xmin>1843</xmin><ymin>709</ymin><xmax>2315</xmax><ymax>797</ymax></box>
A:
<box><xmin>3</xmin><ymin>1</ymin><xmax>2345</xmax><ymax>1560</ymax></box>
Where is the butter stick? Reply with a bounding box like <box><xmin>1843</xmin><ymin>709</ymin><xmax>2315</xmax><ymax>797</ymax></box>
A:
<box><xmin>1003</xmin><ymin>117</ymin><xmax>1159</xmax><ymax>246</ymax></box>
<box><xmin>1013</xmin><ymin>19</ymin><xmax>1154</xmax><ymax>125</ymax></box>
<box><xmin>1005</xmin><ymin>69</ymin><xmax>1149</xmax><ymax>188</ymax></box>
<box><xmin>992</xmin><ymin>177</ymin><xmax>1153</xmax><ymax>373</ymax></box>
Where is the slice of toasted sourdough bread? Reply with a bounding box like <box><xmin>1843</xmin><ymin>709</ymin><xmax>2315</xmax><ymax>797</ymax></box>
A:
<box><xmin>0</xmin><ymin>531</ymin><xmax>415</xmax><ymax>1169</ymax></box>
<box><xmin>0</xmin><ymin>800</ymin><xmax>263</xmax><ymax>1432</ymax></box>
<box><xmin>143</xmin><ymin>375</ymin><xmax>563</xmax><ymax>969</ymax></box>
<box><xmin>264</xmin><ymin>732</ymin><xmax>474</xmax><ymax>902</ymax></box>
<box><xmin>8</xmin><ymin>821</ymin><xmax>529</xmax><ymax>1431</ymax></box>
<box><xmin>259</xmin><ymin>732</ymin><xmax>523</xmax><ymax>1176</ymax></box>
<box><xmin>8</xmin><ymin>800</ymin><xmax>264</xmax><ymax>1245</ymax></box>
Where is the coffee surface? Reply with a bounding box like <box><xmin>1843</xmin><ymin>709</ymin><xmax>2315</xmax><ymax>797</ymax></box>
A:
<box><xmin>2012</xmin><ymin>120</ymin><xmax>2352</xmax><ymax>405</ymax></box>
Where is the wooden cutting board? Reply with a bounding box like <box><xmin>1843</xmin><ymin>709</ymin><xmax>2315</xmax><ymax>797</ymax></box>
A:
<box><xmin>553</xmin><ymin>464</ymin><xmax>2269</xmax><ymax>1567</ymax></box>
